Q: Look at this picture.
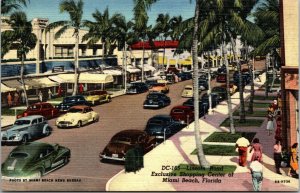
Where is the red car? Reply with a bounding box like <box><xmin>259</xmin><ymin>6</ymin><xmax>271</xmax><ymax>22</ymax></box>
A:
<box><xmin>170</xmin><ymin>105</ymin><xmax>194</xmax><ymax>124</ymax></box>
<box><xmin>17</xmin><ymin>102</ymin><xmax>60</xmax><ymax>119</ymax></box>
<box><xmin>216</xmin><ymin>73</ymin><xmax>226</xmax><ymax>83</ymax></box>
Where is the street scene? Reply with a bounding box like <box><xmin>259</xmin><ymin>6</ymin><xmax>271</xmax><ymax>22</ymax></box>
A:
<box><xmin>1</xmin><ymin>0</ymin><xmax>299</xmax><ymax>192</ymax></box>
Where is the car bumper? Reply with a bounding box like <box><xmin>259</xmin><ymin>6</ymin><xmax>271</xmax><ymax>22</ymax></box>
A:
<box><xmin>56</xmin><ymin>122</ymin><xmax>76</xmax><ymax>128</ymax></box>
<box><xmin>100</xmin><ymin>154</ymin><xmax>125</xmax><ymax>161</ymax></box>
<box><xmin>181</xmin><ymin>94</ymin><xmax>193</xmax><ymax>98</ymax></box>
<box><xmin>143</xmin><ymin>104</ymin><xmax>160</xmax><ymax>108</ymax></box>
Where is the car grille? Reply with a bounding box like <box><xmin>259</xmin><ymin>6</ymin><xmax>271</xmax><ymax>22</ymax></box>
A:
<box><xmin>2</xmin><ymin>137</ymin><xmax>7</xmax><ymax>140</ymax></box>
<box><xmin>59</xmin><ymin>121</ymin><xmax>72</xmax><ymax>124</ymax></box>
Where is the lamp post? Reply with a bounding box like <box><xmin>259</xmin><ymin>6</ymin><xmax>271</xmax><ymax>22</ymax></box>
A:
<box><xmin>208</xmin><ymin>68</ymin><xmax>213</xmax><ymax>115</ymax></box>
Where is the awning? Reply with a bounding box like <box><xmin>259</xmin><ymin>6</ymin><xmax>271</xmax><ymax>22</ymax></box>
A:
<box><xmin>2</xmin><ymin>80</ymin><xmax>29</xmax><ymax>90</ymax></box>
<box><xmin>169</xmin><ymin>59</ymin><xmax>177</xmax><ymax>65</ymax></box>
<box><xmin>102</xmin><ymin>69</ymin><xmax>122</xmax><ymax>76</ymax></box>
<box><xmin>137</xmin><ymin>65</ymin><xmax>156</xmax><ymax>72</ymax></box>
<box><xmin>126</xmin><ymin>65</ymin><xmax>141</xmax><ymax>73</ymax></box>
<box><xmin>49</xmin><ymin>73</ymin><xmax>114</xmax><ymax>84</ymax></box>
<box><xmin>24</xmin><ymin>78</ymin><xmax>45</xmax><ymax>89</ymax></box>
<box><xmin>1</xmin><ymin>83</ymin><xmax>16</xmax><ymax>93</ymax></box>
<box><xmin>35</xmin><ymin>77</ymin><xmax>59</xmax><ymax>87</ymax></box>
<box><xmin>178</xmin><ymin>58</ymin><xmax>192</xmax><ymax>66</ymax></box>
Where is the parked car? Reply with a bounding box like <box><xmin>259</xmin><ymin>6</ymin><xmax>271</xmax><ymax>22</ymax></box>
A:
<box><xmin>145</xmin><ymin>79</ymin><xmax>158</xmax><ymax>88</ymax></box>
<box><xmin>56</xmin><ymin>105</ymin><xmax>99</xmax><ymax>128</ymax></box>
<box><xmin>177</xmin><ymin>72</ymin><xmax>192</xmax><ymax>81</ymax></box>
<box><xmin>1</xmin><ymin>115</ymin><xmax>52</xmax><ymax>144</ymax></box>
<box><xmin>126</xmin><ymin>82</ymin><xmax>149</xmax><ymax>94</ymax></box>
<box><xmin>166</xmin><ymin>67</ymin><xmax>179</xmax><ymax>74</ymax></box>
<box><xmin>84</xmin><ymin>90</ymin><xmax>111</xmax><ymax>105</ymax></box>
<box><xmin>144</xmin><ymin>115</ymin><xmax>186</xmax><ymax>140</ymax></box>
<box><xmin>149</xmin><ymin>83</ymin><xmax>169</xmax><ymax>94</ymax></box>
<box><xmin>201</xmin><ymin>93</ymin><xmax>220</xmax><ymax>108</ymax></box>
<box><xmin>56</xmin><ymin>95</ymin><xmax>92</xmax><ymax>112</ymax></box>
<box><xmin>1</xmin><ymin>142</ymin><xmax>70</xmax><ymax>180</ymax></box>
<box><xmin>99</xmin><ymin>130</ymin><xmax>156</xmax><ymax>162</ymax></box>
<box><xmin>182</xmin><ymin>98</ymin><xmax>209</xmax><ymax>117</ymax></box>
<box><xmin>181</xmin><ymin>85</ymin><xmax>193</xmax><ymax>98</ymax></box>
<box><xmin>170</xmin><ymin>106</ymin><xmax>194</xmax><ymax>124</ymax></box>
<box><xmin>220</xmin><ymin>84</ymin><xmax>238</xmax><ymax>95</ymax></box>
<box><xmin>233</xmin><ymin>71</ymin><xmax>251</xmax><ymax>88</ymax></box>
<box><xmin>143</xmin><ymin>92</ymin><xmax>171</xmax><ymax>109</ymax></box>
<box><xmin>216</xmin><ymin>73</ymin><xmax>227</xmax><ymax>83</ymax></box>
<box><xmin>166</xmin><ymin>74</ymin><xmax>175</xmax><ymax>84</ymax></box>
<box><xmin>17</xmin><ymin>102</ymin><xmax>60</xmax><ymax>119</ymax></box>
<box><xmin>198</xmin><ymin>79</ymin><xmax>208</xmax><ymax>90</ymax></box>
<box><xmin>211</xmin><ymin>86</ymin><xmax>228</xmax><ymax>101</ymax></box>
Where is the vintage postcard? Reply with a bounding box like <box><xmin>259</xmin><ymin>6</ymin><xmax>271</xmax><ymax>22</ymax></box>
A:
<box><xmin>1</xmin><ymin>0</ymin><xmax>299</xmax><ymax>191</ymax></box>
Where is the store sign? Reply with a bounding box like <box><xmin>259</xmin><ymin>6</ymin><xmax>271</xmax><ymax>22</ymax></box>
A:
<box><xmin>285</xmin><ymin>73</ymin><xmax>299</xmax><ymax>90</ymax></box>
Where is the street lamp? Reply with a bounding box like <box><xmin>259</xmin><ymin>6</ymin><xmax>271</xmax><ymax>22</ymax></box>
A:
<box><xmin>208</xmin><ymin>68</ymin><xmax>213</xmax><ymax>115</ymax></box>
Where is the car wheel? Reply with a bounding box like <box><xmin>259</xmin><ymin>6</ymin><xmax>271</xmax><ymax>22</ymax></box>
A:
<box><xmin>107</xmin><ymin>97</ymin><xmax>111</xmax><ymax>102</ymax></box>
<box><xmin>44</xmin><ymin>126</ymin><xmax>51</xmax><ymax>136</ymax></box>
<box><xmin>63</xmin><ymin>156</ymin><xmax>70</xmax><ymax>165</ymax></box>
<box><xmin>21</xmin><ymin>135</ymin><xmax>28</xmax><ymax>144</ymax></box>
<box><xmin>77</xmin><ymin>121</ymin><xmax>82</xmax><ymax>128</ymax></box>
<box><xmin>32</xmin><ymin>170</ymin><xmax>42</xmax><ymax>179</ymax></box>
<box><xmin>93</xmin><ymin>117</ymin><xmax>99</xmax><ymax>123</ymax></box>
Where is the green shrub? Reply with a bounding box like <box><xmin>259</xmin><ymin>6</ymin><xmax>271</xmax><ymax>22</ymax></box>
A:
<box><xmin>204</xmin><ymin>132</ymin><xmax>256</xmax><ymax>143</ymax></box>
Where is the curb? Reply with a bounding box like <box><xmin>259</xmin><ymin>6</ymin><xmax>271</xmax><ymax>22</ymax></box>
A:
<box><xmin>105</xmin><ymin>169</ymin><xmax>125</xmax><ymax>191</ymax></box>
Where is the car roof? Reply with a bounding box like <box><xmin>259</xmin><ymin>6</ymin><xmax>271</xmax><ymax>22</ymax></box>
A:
<box><xmin>17</xmin><ymin>115</ymin><xmax>44</xmax><ymax>120</ymax></box>
<box><xmin>150</xmin><ymin>114</ymin><xmax>171</xmax><ymax>120</ymax></box>
<box><xmin>12</xmin><ymin>142</ymin><xmax>53</xmax><ymax>155</ymax></box>
<box><xmin>69</xmin><ymin>105</ymin><xmax>89</xmax><ymax>109</ymax></box>
<box><xmin>148</xmin><ymin>92</ymin><xmax>165</xmax><ymax>96</ymax></box>
<box><xmin>65</xmin><ymin>95</ymin><xmax>83</xmax><ymax>98</ymax></box>
<box><xmin>30</xmin><ymin>102</ymin><xmax>52</xmax><ymax>106</ymax></box>
<box><xmin>172</xmin><ymin>105</ymin><xmax>192</xmax><ymax>110</ymax></box>
<box><xmin>185</xmin><ymin>85</ymin><xmax>193</xmax><ymax>88</ymax></box>
<box><xmin>112</xmin><ymin>130</ymin><xmax>145</xmax><ymax>139</ymax></box>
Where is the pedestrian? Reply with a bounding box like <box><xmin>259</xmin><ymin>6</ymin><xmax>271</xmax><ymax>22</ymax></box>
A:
<box><xmin>249</xmin><ymin>156</ymin><xmax>264</xmax><ymax>191</ymax></box>
<box><xmin>21</xmin><ymin>91</ymin><xmax>26</xmax><ymax>104</ymax></box>
<box><xmin>14</xmin><ymin>92</ymin><xmax>19</xmax><ymax>106</ymax></box>
<box><xmin>266</xmin><ymin>108</ymin><xmax>275</xmax><ymax>136</ymax></box>
<box><xmin>271</xmin><ymin>100</ymin><xmax>280</xmax><ymax>116</ymax></box>
<box><xmin>288</xmin><ymin>143</ymin><xmax>299</xmax><ymax>178</ymax></box>
<box><xmin>48</xmin><ymin>89</ymin><xmax>53</xmax><ymax>100</ymax></box>
<box><xmin>273</xmin><ymin>140</ymin><xmax>282</xmax><ymax>174</ymax></box>
<box><xmin>275</xmin><ymin>116</ymin><xmax>282</xmax><ymax>141</ymax></box>
<box><xmin>250</xmin><ymin>138</ymin><xmax>263</xmax><ymax>162</ymax></box>
<box><xmin>79</xmin><ymin>83</ymin><xmax>84</xmax><ymax>94</ymax></box>
<box><xmin>7</xmin><ymin>92</ymin><xmax>12</xmax><ymax>107</ymax></box>
<box><xmin>235</xmin><ymin>133</ymin><xmax>250</xmax><ymax>167</ymax></box>
<box><xmin>38</xmin><ymin>91</ymin><xmax>43</xmax><ymax>102</ymax></box>
<box><xmin>58</xmin><ymin>85</ymin><xmax>62</xmax><ymax>97</ymax></box>
<box><xmin>83</xmin><ymin>83</ymin><xmax>87</xmax><ymax>92</ymax></box>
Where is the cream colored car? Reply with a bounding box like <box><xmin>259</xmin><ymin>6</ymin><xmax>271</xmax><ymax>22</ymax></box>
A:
<box><xmin>85</xmin><ymin>90</ymin><xmax>111</xmax><ymax>105</ymax></box>
<box><xmin>56</xmin><ymin>105</ymin><xmax>99</xmax><ymax>128</ymax></box>
<box><xmin>181</xmin><ymin>85</ymin><xmax>193</xmax><ymax>98</ymax></box>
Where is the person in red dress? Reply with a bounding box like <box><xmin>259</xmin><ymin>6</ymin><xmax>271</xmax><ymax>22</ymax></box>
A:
<box><xmin>250</xmin><ymin>138</ymin><xmax>263</xmax><ymax>162</ymax></box>
<box><xmin>79</xmin><ymin>83</ymin><xmax>84</xmax><ymax>94</ymax></box>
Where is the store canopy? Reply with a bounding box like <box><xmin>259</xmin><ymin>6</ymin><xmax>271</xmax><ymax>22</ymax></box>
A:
<box><xmin>102</xmin><ymin>69</ymin><xmax>122</xmax><ymax>76</ymax></box>
<box><xmin>49</xmin><ymin>73</ymin><xmax>114</xmax><ymax>84</ymax></box>
<box><xmin>169</xmin><ymin>59</ymin><xmax>177</xmax><ymax>65</ymax></box>
<box><xmin>158</xmin><ymin>56</ymin><xmax>168</xmax><ymax>65</ymax></box>
<box><xmin>1</xmin><ymin>83</ymin><xmax>16</xmax><ymax>93</ymax></box>
<box><xmin>178</xmin><ymin>58</ymin><xmax>192</xmax><ymax>66</ymax></box>
<box><xmin>36</xmin><ymin>77</ymin><xmax>59</xmax><ymax>87</ymax></box>
<box><xmin>126</xmin><ymin>65</ymin><xmax>141</xmax><ymax>73</ymax></box>
<box><xmin>137</xmin><ymin>65</ymin><xmax>156</xmax><ymax>72</ymax></box>
<box><xmin>2</xmin><ymin>80</ymin><xmax>29</xmax><ymax>90</ymax></box>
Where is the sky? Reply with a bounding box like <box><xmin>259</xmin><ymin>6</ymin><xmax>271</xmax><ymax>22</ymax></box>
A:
<box><xmin>23</xmin><ymin>0</ymin><xmax>196</xmax><ymax>25</ymax></box>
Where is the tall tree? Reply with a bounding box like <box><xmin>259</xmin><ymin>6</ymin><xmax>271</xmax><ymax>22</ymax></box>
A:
<box><xmin>154</xmin><ymin>13</ymin><xmax>170</xmax><ymax>69</ymax></box>
<box><xmin>1</xmin><ymin>0</ymin><xmax>28</xmax><ymax>15</ymax></box>
<box><xmin>132</xmin><ymin>0</ymin><xmax>158</xmax><ymax>82</ymax></box>
<box><xmin>3</xmin><ymin>12</ymin><xmax>37</xmax><ymax>106</ymax></box>
<box><xmin>191</xmin><ymin>0</ymin><xmax>211</xmax><ymax>168</ymax></box>
<box><xmin>83</xmin><ymin>8</ymin><xmax>121</xmax><ymax>70</ymax></box>
<box><xmin>46</xmin><ymin>0</ymin><xmax>84</xmax><ymax>96</ymax></box>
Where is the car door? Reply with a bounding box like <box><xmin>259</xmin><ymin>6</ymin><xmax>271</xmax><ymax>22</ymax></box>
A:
<box><xmin>83</xmin><ymin>107</ymin><xmax>92</xmax><ymax>123</ymax></box>
<box><xmin>43</xmin><ymin>146</ymin><xmax>55</xmax><ymax>170</ymax></box>
<box><xmin>30</xmin><ymin>118</ymin><xmax>39</xmax><ymax>137</ymax></box>
<box><xmin>42</xmin><ymin>104</ymin><xmax>52</xmax><ymax>119</ymax></box>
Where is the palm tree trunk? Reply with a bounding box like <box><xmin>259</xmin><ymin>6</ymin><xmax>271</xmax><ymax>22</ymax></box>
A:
<box><xmin>72</xmin><ymin>33</ymin><xmax>79</xmax><ymax>96</ymax></box>
<box><xmin>192</xmin><ymin>0</ymin><xmax>210</xmax><ymax>168</ymax></box>
<box><xmin>20</xmin><ymin>53</ymin><xmax>29</xmax><ymax>107</ymax></box>
<box><xmin>248</xmin><ymin>57</ymin><xmax>255</xmax><ymax>114</ymax></box>
<box><xmin>102</xmin><ymin>40</ymin><xmax>106</xmax><ymax>73</ymax></box>
<box><xmin>230</xmin><ymin>37</ymin><xmax>245</xmax><ymax>123</ymax></box>
<box><xmin>163</xmin><ymin>38</ymin><xmax>166</xmax><ymax>70</ymax></box>
<box><xmin>223</xmin><ymin>41</ymin><xmax>235</xmax><ymax>134</ymax></box>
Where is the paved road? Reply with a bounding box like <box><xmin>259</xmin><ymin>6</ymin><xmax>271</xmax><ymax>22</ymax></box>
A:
<box><xmin>1</xmin><ymin>79</ymin><xmax>194</xmax><ymax>191</ymax></box>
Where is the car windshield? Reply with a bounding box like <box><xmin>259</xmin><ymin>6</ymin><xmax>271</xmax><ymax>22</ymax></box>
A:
<box><xmin>172</xmin><ymin>109</ymin><xmax>184</xmax><ymax>113</ymax></box>
<box><xmin>68</xmin><ymin>108</ymin><xmax>83</xmax><ymax>113</ymax></box>
<box><xmin>28</xmin><ymin>105</ymin><xmax>40</xmax><ymax>110</ymax></box>
<box><xmin>184</xmin><ymin>87</ymin><xmax>192</xmax><ymax>90</ymax></box>
<box><xmin>149</xmin><ymin>119</ymin><xmax>165</xmax><ymax>125</ymax></box>
<box><xmin>10</xmin><ymin>152</ymin><xmax>28</xmax><ymax>158</ymax></box>
<box><xmin>14</xmin><ymin>120</ymin><xmax>31</xmax><ymax>125</ymax></box>
<box><xmin>112</xmin><ymin>137</ymin><xmax>132</xmax><ymax>145</ymax></box>
<box><xmin>63</xmin><ymin>98</ymin><xmax>76</xmax><ymax>103</ymax></box>
<box><xmin>212</xmin><ymin>87</ymin><xmax>224</xmax><ymax>92</ymax></box>
<box><xmin>153</xmin><ymin>83</ymin><xmax>165</xmax><ymax>87</ymax></box>
<box><xmin>147</xmin><ymin>94</ymin><xmax>158</xmax><ymax>99</ymax></box>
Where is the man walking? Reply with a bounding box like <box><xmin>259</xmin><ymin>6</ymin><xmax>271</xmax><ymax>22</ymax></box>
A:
<box><xmin>236</xmin><ymin>133</ymin><xmax>250</xmax><ymax>167</ymax></box>
<box><xmin>249</xmin><ymin>156</ymin><xmax>264</xmax><ymax>191</ymax></box>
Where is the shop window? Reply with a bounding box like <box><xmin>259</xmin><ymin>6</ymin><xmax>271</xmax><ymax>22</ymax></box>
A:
<box><xmin>55</xmin><ymin>46</ymin><xmax>74</xmax><ymax>57</ymax></box>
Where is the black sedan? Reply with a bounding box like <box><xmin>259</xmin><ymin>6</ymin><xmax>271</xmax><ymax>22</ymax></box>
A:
<box><xmin>144</xmin><ymin>115</ymin><xmax>186</xmax><ymax>141</ymax></box>
<box><xmin>177</xmin><ymin>72</ymin><xmax>192</xmax><ymax>81</ymax></box>
<box><xmin>56</xmin><ymin>95</ymin><xmax>92</xmax><ymax>112</ymax></box>
<box><xmin>198</xmin><ymin>79</ymin><xmax>208</xmax><ymax>90</ymax></box>
<box><xmin>182</xmin><ymin>98</ymin><xmax>209</xmax><ymax>117</ymax></box>
<box><xmin>201</xmin><ymin>93</ymin><xmax>220</xmax><ymax>108</ymax></box>
<box><xmin>126</xmin><ymin>82</ymin><xmax>149</xmax><ymax>94</ymax></box>
<box><xmin>143</xmin><ymin>93</ymin><xmax>171</xmax><ymax>109</ymax></box>
<box><xmin>211</xmin><ymin>87</ymin><xmax>228</xmax><ymax>101</ymax></box>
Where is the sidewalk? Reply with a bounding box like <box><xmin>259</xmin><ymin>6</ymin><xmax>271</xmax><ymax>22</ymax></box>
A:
<box><xmin>106</xmin><ymin>73</ymin><xmax>298</xmax><ymax>191</ymax></box>
<box><xmin>0</xmin><ymin>89</ymin><xmax>126</xmax><ymax>128</ymax></box>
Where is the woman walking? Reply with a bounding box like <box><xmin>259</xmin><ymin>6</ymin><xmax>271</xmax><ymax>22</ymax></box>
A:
<box><xmin>266</xmin><ymin>107</ymin><xmax>275</xmax><ymax>136</ymax></box>
<box><xmin>250</xmin><ymin>138</ymin><xmax>263</xmax><ymax>162</ymax></box>
<box><xmin>249</xmin><ymin>156</ymin><xmax>264</xmax><ymax>191</ymax></box>
<box><xmin>273</xmin><ymin>140</ymin><xmax>282</xmax><ymax>174</ymax></box>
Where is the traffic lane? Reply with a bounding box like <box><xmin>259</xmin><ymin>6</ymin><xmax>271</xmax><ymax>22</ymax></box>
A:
<box><xmin>1</xmin><ymin>79</ymin><xmax>192</xmax><ymax>191</ymax></box>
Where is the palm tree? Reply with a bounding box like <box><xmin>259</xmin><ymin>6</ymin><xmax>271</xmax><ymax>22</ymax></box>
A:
<box><xmin>191</xmin><ymin>0</ymin><xmax>213</xmax><ymax>168</ymax></box>
<box><xmin>3</xmin><ymin>11</ymin><xmax>37</xmax><ymax>106</ymax></box>
<box><xmin>154</xmin><ymin>13</ymin><xmax>171</xmax><ymax>69</ymax></box>
<box><xmin>46</xmin><ymin>0</ymin><xmax>84</xmax><ymax>96</ymax></box>
<box><xmin>132</xmin><ymin>0</ymin><xmax>158</xmax><ymax>82</ymax></box>
<box><xmin>83</xmin><ymin>8</ymin><xmax>121</xmax><ymax>71</ymax></box>
<box><xmin>1</xmin><ymin>0</ymin><xmax>28</xmax><ymax>15</ymax></box>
